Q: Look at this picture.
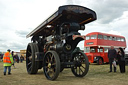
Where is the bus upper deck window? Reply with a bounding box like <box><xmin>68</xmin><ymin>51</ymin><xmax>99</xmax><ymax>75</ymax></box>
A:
<box><xmin>98</xmin><ymin>34</ymin><xmax>103</xmax><ymax>39</ymax></box>
<box><xmin>103</xmin><ymin>35</ymin><xmax>107</xmax><ymax>40</ymax></box>
<box><xmin>121</xmin><ymin>38</ymin><xmax>125</xmax><ymax>42</ymax></box>
<box><xmin>86</xmin><ymin>36</ymin><xmax>90</xmax><ymax>40</ymax></box>
<box><xmin>108</xmin><ymin>36</ymin><xmax>112</xmax><ymax>40</ymax></box>
<box><xmin>91</xmin><ymin>35</ymin><xmax>97</xmax><ymax>39</ymax></box>
<box><xmin>117</xmin><ymin>37</ymin><xmax>121</xmax><ymax>41</ymax></box>
<box><xmin>113</xmin><ymin>37</ymin><xmax>116</xmax><ymax>41</ymax></box>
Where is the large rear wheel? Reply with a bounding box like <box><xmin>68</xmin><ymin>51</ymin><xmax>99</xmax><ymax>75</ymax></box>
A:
<box><xmin>43</xmin><ymin>51</ymin><xmax>60</xmax><ymax>80</ymax></box>
<box><xmin>26</xmin><ymin>43</ymin><xmax>39</xmax><ymax>74</ymax></box>
<box><xmin>71</xmin><ymin>51</ymin><xmax>89</xmax><ymax>77</ymax></box>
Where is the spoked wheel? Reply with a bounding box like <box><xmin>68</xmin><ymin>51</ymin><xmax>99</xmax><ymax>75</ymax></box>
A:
<box><xmin>71</xmin><ymin>51</ymin><xmax>89</xmax><ymax>77</ymax></box>
<box><xmin>26</xmin><ymin>43</ymin><xmax>39</xmax><ymax>74</ymax></box>
<box><xmin>43</xmin><ymin>51</ymin><xmax>60</xmax><ymax>80</ymax></box>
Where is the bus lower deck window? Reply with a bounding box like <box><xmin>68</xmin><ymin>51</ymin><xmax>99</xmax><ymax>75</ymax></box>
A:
<box><xmin>90</xmin><ymin>47</ymin><xmax>96</xmax><ymax>52</ymax></box>
<box><xmin>84</xmin><ymin>47</ymin><xmax>90</xmax><ymax>53</ymax></box>
<box><xmin>104</xmin><ymin>48</ymin><xmax>108</xmax><ymax>52</ymax></box>
<box><xmin>98</xmin><ymin>48</ymin><xmax>103</xmax><ymax>52</ymax></box>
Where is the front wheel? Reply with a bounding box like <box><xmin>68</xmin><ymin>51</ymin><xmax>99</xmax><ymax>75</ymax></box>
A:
<box><xmin>97</xmin><ymin>57</ymin><xmax>103</xmax><ymax>65</ymax></box>
<box><xmin>43</xmin><ymin>51</ymin><xmax>60</xmax><ymax>80</ymax></box>
<box><xmin>71</xmin><ymin>51</ymin><xmax>89</xmax><ymax>77</ymax></box>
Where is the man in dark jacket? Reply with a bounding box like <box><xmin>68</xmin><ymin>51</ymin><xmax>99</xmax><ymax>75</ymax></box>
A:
<box><xmin>108</xmin><ymin>46</ymin><xmax>117</xmax><ymax>72</ymax></box>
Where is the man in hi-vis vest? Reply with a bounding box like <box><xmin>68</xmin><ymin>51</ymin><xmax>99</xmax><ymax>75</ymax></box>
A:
<box><xmin>3</xmin><ymin>49</ymin><xmax>14</xmax><ymax>75</ymax></box>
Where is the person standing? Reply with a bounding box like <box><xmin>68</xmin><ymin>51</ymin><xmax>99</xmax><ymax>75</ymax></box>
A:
<box><xmin>11</xmin><ymin>51</ymin><xmax>16</xmax><ymax>68</ymax></box>
<box><xmin>20</xmin><ymin>55</ymin><xmax>24</xmax><ymax>63</ymax></box>
<box><xmin>16</xmin><ymin>54</ymin><xmax>19</xmax><ymax>63</ymax></box>
<box><xmin>108</xmin><ymin>46</ymin><xmax>117</xmax><ymax>72</ymax></box>
<box><xmin>3</xmin><ymin>49</ymin><xmax>14</xmax><ymax>75</ymax></box>
<box><xmin>117</xmin><ymin>47</ymin><xmax>125</xmax><ymax>73</ymax></box>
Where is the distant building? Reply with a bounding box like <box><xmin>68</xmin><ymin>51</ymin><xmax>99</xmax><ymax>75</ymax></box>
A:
<box><xmin>14</xmin><ymin>52</ymin><xmax>20</xmax><ymax>56</ymax></box>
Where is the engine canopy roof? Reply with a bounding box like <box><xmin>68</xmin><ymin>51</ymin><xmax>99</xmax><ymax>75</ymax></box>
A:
<box><xmin>26</xmin><ymin>5</ymin><xmax>97</xmax><ymax>38</ymax></box>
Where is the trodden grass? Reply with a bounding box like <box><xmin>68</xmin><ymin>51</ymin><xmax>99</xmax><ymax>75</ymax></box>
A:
<box><xmin>0</xmin><ymin>61</ymin><xmax>128</xmax><ymax>85</ymax></box>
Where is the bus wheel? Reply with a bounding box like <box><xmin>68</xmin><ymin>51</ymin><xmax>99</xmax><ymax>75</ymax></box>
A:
<box><xmin>97</xmin><ymin>57</ymin><xmax>103</xmax><ymax>65</ymax></box>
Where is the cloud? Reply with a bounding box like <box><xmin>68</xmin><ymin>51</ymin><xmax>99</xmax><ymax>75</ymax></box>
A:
<box><xmin>93</xmin><ymin>0</ymin><xmax>128</xmax><ymax>24</ymax></box>
<box><xmin>0</xmin><ymin>39</ymin><xmax>3</xmax><ymax>41</ymax></box>
<box><xmin>15</xmin><ymin>30</ymin><xmax>30</xmax><ymax>38</ymax></box>
<box><xmin>0</xmin><ymin>0</ymin><xmax>67</xmax><ymax>52</ymax></box>
<box><xmin>0</xmin><ymin>41</ymin><xmax>27</xmax><ymax>52</ymax></box>
<box><xmin>66</xmin><ymin>0</ymin><xmax>83</xmax><ymax>5</ymax></box>
<box><xmin>0</xmin><ymin>0</ymin><xmax>128</xmax><ymax>52</ymax></box>
<box><xmin>69</xmin><ymin>0</ymin><xmax>128</xmax><ymax>24</ymax></box>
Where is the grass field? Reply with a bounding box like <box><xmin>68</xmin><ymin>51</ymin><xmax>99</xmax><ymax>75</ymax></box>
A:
<box><xmin>0</xmin><ymin>61</ymin><xmax>128</xmax><ymax>85</ymax></box>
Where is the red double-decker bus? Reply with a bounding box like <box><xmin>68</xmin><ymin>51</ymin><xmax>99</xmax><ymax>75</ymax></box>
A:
<box><xmin>84</xmin><ymin>32</ymin><xmax>127</xmax><ymax>65</ymax></box>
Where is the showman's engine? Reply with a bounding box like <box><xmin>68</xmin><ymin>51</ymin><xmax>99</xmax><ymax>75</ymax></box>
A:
<box><xmin>26</xmin><ymin>5</ymin><xmax>97</xmax><ymax>80</ymax></box>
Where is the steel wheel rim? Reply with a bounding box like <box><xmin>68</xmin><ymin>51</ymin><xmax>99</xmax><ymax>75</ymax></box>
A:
<box><xmin>26</xmin><ymin>45</ymin><xmax>32</xmax><ymax>72</ymax></box>
<box><xmin>72</xmin><ymin>52</ymin><xmax>88</xmax><ymax>77</ymax></box>
<box><xmin>44</xmin><ymin>52</ymin><xmax>57</xmax><ymax>79</ymax></box>
<box><xmin>74</xmin><ymin>53</ymin><xmax>86</xmax><ymax>75</ymax></box>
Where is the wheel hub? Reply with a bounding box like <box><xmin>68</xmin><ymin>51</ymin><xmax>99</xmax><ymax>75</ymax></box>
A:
<box><xmin>74</xmin><ymin>61</ymin><xmax>81</xmax><ymax>67</ymax></box>
<box><xmin>29</xmin><ymin>56</ymin><xmax>32</xmax><ymax>61</ymax></box>
<box><xmin>48</xmin><ymin>63</ymin><xmax>52</xmax><ymax>68</ymax></box>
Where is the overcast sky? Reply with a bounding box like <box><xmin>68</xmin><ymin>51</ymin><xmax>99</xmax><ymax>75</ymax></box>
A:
<box><xmin>0</xmin><ymin>0</ymin><xmax>128</xmax><ymax>52</ymax></box>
